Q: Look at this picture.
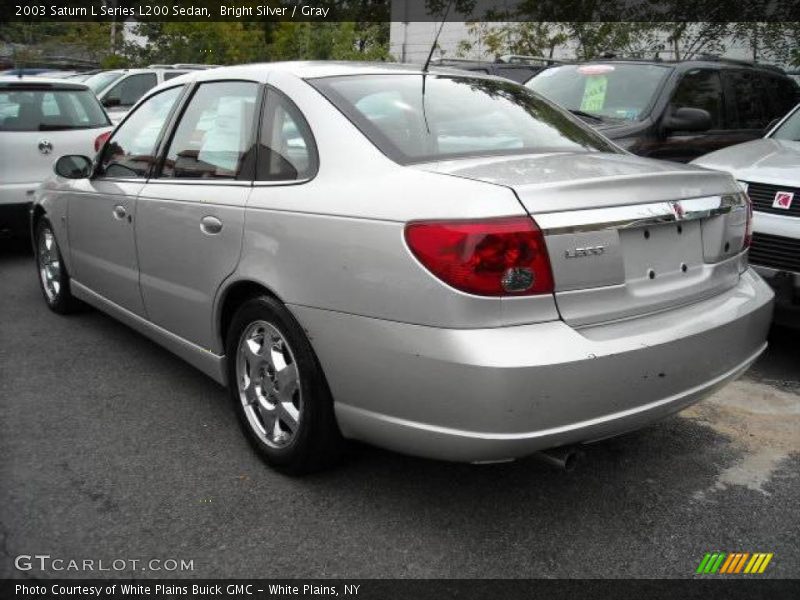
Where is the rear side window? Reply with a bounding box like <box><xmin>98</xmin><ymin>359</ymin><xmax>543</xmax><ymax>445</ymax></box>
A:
<box><xmin>104</xmin><ymin>73</ymin><xmax>158</xmax><ymax>107</ymax></box>
<box><xmin>160</xmin><ymin>81</ymin><xmax>258</xmax><ymax>179</ymax></box>
<box><xmin>0</xmin><ymin>88</ymin><xmax>108</xmax><ymax>131</ymax></box>
<box><xmin>762</xmin><ymin>75</ymin><xmax>799</xmax><ymax>122</ymax></box>
<box><xmin>726</xmin><ymin>70</ymin><xmax>766</xmax><ymax>129</ymax></box>
<box><xmin>99</xmin><ymin>86</ymin><xmax>183</xmax><ymax>178</ymax></box>
<box><xmin>671</xmin><ymin>69</ymin><xmax>724</xmax><ymax>129</ymax></box>
<box><xmin>164</xmin><ymin>71</ymin><xmax>188</xmax><ymax>81</ymax></box>
<box><xmin>257</xmin><ymin>89</ymin><xmax>318</xmax><ymax>181</ymax></box>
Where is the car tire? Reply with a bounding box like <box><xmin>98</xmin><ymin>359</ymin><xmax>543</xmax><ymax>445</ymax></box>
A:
<box><xmin>226</xmin><ymin>295</ymin><xmax>344</xmax><ymax>474</ymax></box>
<box><xmin>35</xmin><ymin>218</ymin><xmax>80</xmax><ymax>315</ymax></box>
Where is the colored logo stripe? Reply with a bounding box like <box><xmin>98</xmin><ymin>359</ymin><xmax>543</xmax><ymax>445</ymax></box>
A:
<box><xmin>697</xmin><ymin>552</ymin><xmax>773</xmax><ymax>574</ymax></box>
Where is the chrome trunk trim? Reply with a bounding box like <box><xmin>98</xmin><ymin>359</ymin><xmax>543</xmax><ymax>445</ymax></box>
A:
<box><xmin>535</xmin><ymin>194</ymin><xmax>747</xmax><ymax>235</ymax></box>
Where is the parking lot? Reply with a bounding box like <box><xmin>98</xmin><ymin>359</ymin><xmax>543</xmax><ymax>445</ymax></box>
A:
<box><xmin>1</xmin><ymin>239</ymin><xmax>798</xmax><ymax>579</ymax></box>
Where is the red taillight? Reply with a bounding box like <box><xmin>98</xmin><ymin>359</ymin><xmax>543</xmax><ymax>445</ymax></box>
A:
<box><xmin>94</xmin><ymin>131</ymin><xmax>111</xmax><ymax>153</ymax></box>
<box><xmin>404</xmin><ymin>216</ymin><xmax>554</xmax><ymax>296</ymax></box>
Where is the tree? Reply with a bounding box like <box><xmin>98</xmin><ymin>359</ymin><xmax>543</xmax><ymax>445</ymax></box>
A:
<box><xmin>457</xmin><ymin>22</ymin><xmax>568</xmax><ymax>59</ymax></box>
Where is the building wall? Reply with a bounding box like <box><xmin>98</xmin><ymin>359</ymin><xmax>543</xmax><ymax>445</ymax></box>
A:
<box><xmin>390</xmin><ymin>21</ymin><xmax>761</xmax><ymax>65</ymax></box>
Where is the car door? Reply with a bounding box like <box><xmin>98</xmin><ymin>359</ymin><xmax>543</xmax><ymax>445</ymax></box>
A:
<box><xmin>67</xmin><ymin>85</ymin><xmax>184</xmax><ymax>315</ymax></box>
<box><xmin>648</xmin><ymin>68</ymin><xmax>735</xmax><ymax>162</ymax></box>
<box><xmin>135</xmin><ymin>80</ymin><xmax>259</xmax><ymax>349</ymax></box>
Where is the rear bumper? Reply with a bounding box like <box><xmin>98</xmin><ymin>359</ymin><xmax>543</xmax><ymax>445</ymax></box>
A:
<box><xmin>291</xmin><ymin>269</ymin><xmax>774</xmax><ymax>462</ymax></box>
<box><xmin>753</xmin><ymin>265</ymin><xmax>800</xmax><ymax>328</ymax></box>
<box><xmin>0</xmin><ymin>183</ymin><xmax>34</xmax><ymax>236</ymax></box>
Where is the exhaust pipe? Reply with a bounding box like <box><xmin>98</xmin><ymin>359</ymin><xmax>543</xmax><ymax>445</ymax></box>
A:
<box><xmin>534</xmin><ymin>446</ymin><xmax>583</xmax><ymax>471</ymax></box>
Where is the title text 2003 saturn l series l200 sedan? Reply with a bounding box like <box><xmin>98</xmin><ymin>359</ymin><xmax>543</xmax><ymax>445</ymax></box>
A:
<box><xmin>32</xmin><ymin>62</ymin><xmax>773</xmax><ymax>473</ymax></box>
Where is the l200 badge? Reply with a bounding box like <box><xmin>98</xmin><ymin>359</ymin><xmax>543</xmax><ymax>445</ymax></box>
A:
<box><xmin>565</xmin><ymin>246</ymin><xmax>605</xmax><ymax>259</ymax></box>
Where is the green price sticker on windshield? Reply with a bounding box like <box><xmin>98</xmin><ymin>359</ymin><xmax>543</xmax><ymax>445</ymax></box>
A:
<box><xmin>580</xmin><ymin>76</ymin><xmax>607</xmax><ymax>112</ymax></box>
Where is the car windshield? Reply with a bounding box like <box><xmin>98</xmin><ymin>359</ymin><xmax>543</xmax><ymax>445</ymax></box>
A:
<box><xmin>0</xmin><ymin>87</ymin><xmax>109</xmax><ymax>131</ymax></box>
<box><xmin>526</xmin><ymin>63</ymin><xmax>672</xmax><ymax>122</ymax></box>
<box><xmin>771</xmin><ymin>106</ymin><xmax>800</xmax><ymax>141</ymax></box>
<box><xmin>310</xmin><ymin>74</ymin><xmax>617</xmax><ymax>164</ymax></box>
<box><xmin>84</xmin><ymin>71</ymin><xmax>124</xmax><ymax>94</ymax></box>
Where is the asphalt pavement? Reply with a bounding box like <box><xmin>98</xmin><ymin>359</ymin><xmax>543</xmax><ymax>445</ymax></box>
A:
<box><xmin>1</xmin><ymin>239</ymin><xmax>798</xmax><ymax>579</ymax></box>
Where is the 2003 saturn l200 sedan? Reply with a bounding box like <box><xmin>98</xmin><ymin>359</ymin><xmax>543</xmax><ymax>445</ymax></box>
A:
<box><xmin>33</xmin><ymin>62</ymin><xmax>773</xmax><ymax>473</ymax></box>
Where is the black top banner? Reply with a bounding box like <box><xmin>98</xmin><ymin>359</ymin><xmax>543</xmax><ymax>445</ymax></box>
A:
<box><xmin>0</xmin><ymin>0</ymin><xmax>798</xmax><ymax>23</ymax></box>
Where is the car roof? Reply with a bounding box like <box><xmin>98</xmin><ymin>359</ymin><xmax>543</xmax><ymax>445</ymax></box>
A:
<box><xmin>0</xmin><ymin>76</ymin><xmax>91</xmax><ymax>90</ymax></box>
<box><xmin>164</xmin><ymin>61</ymin><xmax>509</xmax><ymax>86</ymax></box>
<box><xmin>575</xmin><ymin>58</ymin><xmax>789</xmax><ymax>76</ymax></box>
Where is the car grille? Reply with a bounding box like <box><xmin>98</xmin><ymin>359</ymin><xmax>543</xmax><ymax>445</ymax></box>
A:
<box><xmin>749</xmin><ymin>232</ymin><xmax>800</xmax><ymax>273</ymax></box>
<box><xmin>744</xmin><ymin>181</ymin><xmax>800</xmax><ymax>217</ymax></box>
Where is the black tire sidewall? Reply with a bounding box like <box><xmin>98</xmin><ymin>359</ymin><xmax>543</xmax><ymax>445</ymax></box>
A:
<box><xmin>225</xmin><ymin>295</ymin><xmax>341</xmax><ymax>473</ymax></box>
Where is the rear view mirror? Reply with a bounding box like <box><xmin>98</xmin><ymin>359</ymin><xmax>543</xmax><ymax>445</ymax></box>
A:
<box><xmin>663</xmin><ymin>107</ymin><xmax>712</xmax><ymax>133</ymax></box>
<box><xmin>103</xmin><ymin>96</ymin><xmax>121</xmax><ymax>108</ymax></box>
<box><xmin>55</xmin><ymin>155</ymin><xmax>93</xmax><ymax>179</ymax></box>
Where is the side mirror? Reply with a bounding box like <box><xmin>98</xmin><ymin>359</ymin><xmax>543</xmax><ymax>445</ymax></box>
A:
<box><xmin>55</xmin><ymin>155</ymin><xmax>93</xmax><ymax>179</ymax></box>
<box><xmin>765</xmin><ymin>118</ymin><xmax>779</xmax><ymax>133</ymax></box>
<box><xmin>103</xmin><ymin>96</ymin><xmax>121</xmax><ymax>108</ymax></box>
<box><xmin>663</xmin><ymin>107</ymin><xmax>712</xmax><ymax>133</ymax></box>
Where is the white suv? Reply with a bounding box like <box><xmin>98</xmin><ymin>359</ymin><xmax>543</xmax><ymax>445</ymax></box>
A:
<box><xmin>694</xmin><ymin>104</ymin><xmax>800</xmax><ymax>326</ymax></box>
<box><xmin>85</xmin><ymin>65</ymin><xmax>213</xmax><ymax>124</ymax></box>
<box><xmin>0</xmin><ymin>77</ymin><xmax>111</xmax><ymax>238</ymax></box>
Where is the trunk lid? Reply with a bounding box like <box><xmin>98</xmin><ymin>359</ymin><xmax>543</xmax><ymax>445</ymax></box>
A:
<box><xmin>416</xmin><ymin>152</ymin><xmax>749</xmax><ymax>326</ymax></box>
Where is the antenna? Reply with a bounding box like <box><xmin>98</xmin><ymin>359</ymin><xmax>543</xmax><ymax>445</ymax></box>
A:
<box><xmin>423</xmin><ymin>0</ymin><xmax>453</xmax><ymax>72</ymax></box>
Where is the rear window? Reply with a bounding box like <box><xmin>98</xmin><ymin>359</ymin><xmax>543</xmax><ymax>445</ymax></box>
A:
<box><xmin>311</xmin><ymin>74</ymin><xmax>616</xmax><ymax>164</ymax></box>
<box><xmin>0</xmin><ymin>87</ymin><xmax>109</xmax><ymax>131</ymax></box>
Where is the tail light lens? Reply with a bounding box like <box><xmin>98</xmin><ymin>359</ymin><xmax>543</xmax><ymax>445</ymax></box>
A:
<box><xmin>94</xmin><ymin>131</ymin><xmax>111</xmax><ymax>153</ymax></box>
<box><xmin>404</xmin><ymin>216</ymin><xmax>554</xmax><ymax>296</ymax></box>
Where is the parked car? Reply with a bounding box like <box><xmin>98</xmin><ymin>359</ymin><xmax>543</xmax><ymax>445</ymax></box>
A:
<box><xmin>32</xmin><ymin>63</ymin><xmax>772</xmax><ymax>473</ymax></box>
<box><xmin>430</xmin><ymin>56</ymin><xmax>563</xmax><ymax>83</ymax></box>
<box><xmin>84</xmin><ymin>65</ymin><xmax>213</xmax><ymax>124</ymax></box>
<box><xmin>0</xmin><ymin>77</ymin><xmax>111</xmax><ymax>238</ymax></box>
<box><xmin>526</xmin><ymin>57</ymin><xmax>800</xmax><ymax>163</ymax></box>
<box><xmin>693</xmin><ymin>103</ymin><xmax>800</xmax><ymax>326</ymax></box>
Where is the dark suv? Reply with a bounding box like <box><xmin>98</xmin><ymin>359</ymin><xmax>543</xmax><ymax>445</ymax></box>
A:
<box><xmin>526</xmin><ymin>57</ymin><xmax>800</xmax><ymax>162</ymax></box>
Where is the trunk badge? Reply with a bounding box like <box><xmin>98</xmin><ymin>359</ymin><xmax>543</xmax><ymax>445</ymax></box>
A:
<box><xmin>772</xmin><ymin>191</ymin><xmax>794</xmax><ymax>210</ymax></box>
<box><xmin>565</xmin><ymin>246</ymin><xmax>605</xmax><ymax>259</ymax></box>
<box><xmin>38</xmin><ymin>140</ymin><xmax>53</xmax><ymax>155</ymax></box>
<box><xmin>669</xmin><ymin>201</ymin><xmax>685</xmax><ymax>220</ymax></box>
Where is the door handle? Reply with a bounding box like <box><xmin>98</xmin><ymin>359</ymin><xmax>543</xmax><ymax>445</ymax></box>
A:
<box><xmin>113</xmin><ymin>205</ymin><xmax>127</xmax><ymax>220</ymax></box>
<box><xmin>200</xmin><ymin>215</ymin><xmax>223</xmax><ymax>235</ymax></box>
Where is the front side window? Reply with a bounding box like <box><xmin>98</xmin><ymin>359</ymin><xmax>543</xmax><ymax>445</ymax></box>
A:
<box><xmin>257</xmin><ymin>89</ymin><xmax>318</xmax><ymax>181</ymax></box>
<box><xmin>671</xmin><ymin>69</ymin><xmax>724</xmax><ymax>129</ymax></box>
<box><xmin>99</xmin><ymin>85</ymin><xmax>183</xmax><ymax>178</ymax></box>
<box><xmin>0</xmin><ymin>87</ymin><xmax>109</xmax><ymax>131</ymax></box>
<box><xmin>526</xmin><ymin>63</ymin><xmax>671</xmax><ymax>122</ymax></box>
<box><xmin>104</xmin><ymin>73</ymin><xmax>158</xmax><ymax>107</ymax></box>
<box><xmin>312</xmin><ymin>74</ymin><xmax>616</xmax><ymax>164</ymax></box>
<box><xmin>160</xmin><ymin>81</ymin><xmax>258</xmax><ymax>180</ymax></box>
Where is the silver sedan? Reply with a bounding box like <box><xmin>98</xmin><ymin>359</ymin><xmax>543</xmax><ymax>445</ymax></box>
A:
<box><xmin>32</xmin><ymin>62</ymin><xmax>773</xmax><ymax>473</ymax></box>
